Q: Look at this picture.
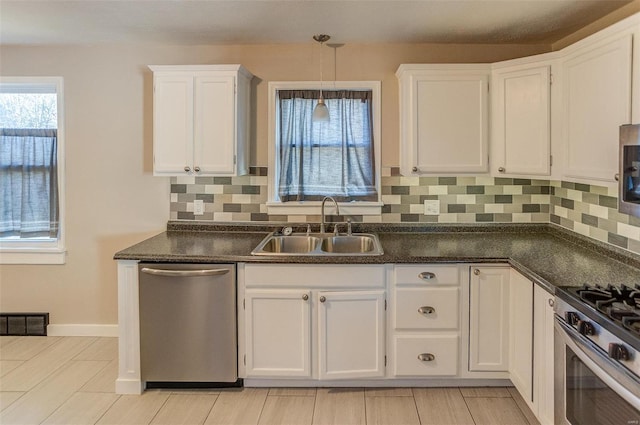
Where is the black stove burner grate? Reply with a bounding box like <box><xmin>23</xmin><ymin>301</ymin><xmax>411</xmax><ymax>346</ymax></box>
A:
<box><xmin>570</xmin><ymin>283</ymin><xmax>640</xmax><ymax>337</ymax></box>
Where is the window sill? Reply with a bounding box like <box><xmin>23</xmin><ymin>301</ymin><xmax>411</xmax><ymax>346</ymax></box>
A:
<box><xmin>0</xmin><ymin>245</ymin><xmax>66</xmax><ymax>264</ymax></box>
<box><xmin>266</xmin><ymin>201</ymin><xmax>383</xmax><ymax>216</ymax></box>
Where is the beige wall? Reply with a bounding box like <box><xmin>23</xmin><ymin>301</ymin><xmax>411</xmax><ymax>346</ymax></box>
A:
<box><xmin>0</xmin><ymin>40</ymin><xmax>583</xmax><ymax>326</ymax></box>
<box><xmin>552</xmin><ymin>0</ymin><xmax>640</xmax><ymax>50</ymax></box>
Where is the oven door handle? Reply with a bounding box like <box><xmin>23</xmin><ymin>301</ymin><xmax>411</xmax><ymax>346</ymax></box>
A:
<box><xmin>555</xmin><ymin>318</ymin><xmax>640</xmax><ymax>410</ymax></box>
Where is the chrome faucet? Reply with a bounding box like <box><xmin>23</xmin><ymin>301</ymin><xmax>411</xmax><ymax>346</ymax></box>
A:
<box><xmin>320</xmin><ymin>196</ymin><xmax>339</xmax><ymax>234</ymax></box>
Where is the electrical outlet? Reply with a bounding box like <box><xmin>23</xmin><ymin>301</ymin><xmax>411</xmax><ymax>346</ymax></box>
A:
<box><xmin>193</xmin><ymin>200</ymin><xmax>204</xmax><ymax>215</ymax></box>
<box><xmin>424</xmin><ymin>200</ymin><xmax>440</xmax><ymax>215</ymax></box>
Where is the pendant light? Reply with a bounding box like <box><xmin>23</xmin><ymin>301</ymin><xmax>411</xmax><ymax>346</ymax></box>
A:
<box><xmin>312</xmin><ymin>34</ymin><xmax>330</xmax><ymax>122</ymax></box>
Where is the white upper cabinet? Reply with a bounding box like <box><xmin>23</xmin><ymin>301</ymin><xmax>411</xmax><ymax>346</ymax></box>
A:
<box><xmin>561</xmin><ymin>33</ymin><xmax>633</xmax><ymax>183</ymax></box>
<box><xmin>491</xmin><ymin>63</ymin><xmax>551</xmax><ymax>177</ymax></box>
<box><xmin>397</xmin><ymin>65</ymin><xmax>490</xmax><ymax>175</ymax></box>
<box><xmin>149</xmin><ymin>64</ymin><xmax>252</xmax><ymax>177</ymax></box>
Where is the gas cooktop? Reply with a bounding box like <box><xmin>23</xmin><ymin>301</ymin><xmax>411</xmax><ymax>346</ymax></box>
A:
<box><xmin>557</xmin><ymin>283</ymin><xmax>640</xmax><ymax>351</ymax></box>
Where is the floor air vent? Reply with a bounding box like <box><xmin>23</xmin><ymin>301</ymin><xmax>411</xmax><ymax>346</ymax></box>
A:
<box><xmin>0</xmin><ymin>313</ymin><xmax>49</xmax><ymax>336</ymax></box>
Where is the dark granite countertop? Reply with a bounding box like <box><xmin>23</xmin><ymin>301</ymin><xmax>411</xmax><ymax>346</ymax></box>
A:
<box><xmin>114</xmin><ymin>222</ymin><xmax>640</xmax><ymax>294</ymax></box>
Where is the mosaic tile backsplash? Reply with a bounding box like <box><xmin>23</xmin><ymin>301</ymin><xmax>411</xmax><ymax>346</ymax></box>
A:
<box><xmin>169</xmin><ymin>167</ymin><xmax>640</xmax><ymax>255</ymax></box>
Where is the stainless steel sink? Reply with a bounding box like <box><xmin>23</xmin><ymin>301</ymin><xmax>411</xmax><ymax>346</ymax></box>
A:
<box><xmin>321</xmin><ymin>235</ymin><xmax>378</xmax><ymax>254</ymax></box>
<box><xmin>255</xmin><ymin>235</ymin><xmax>321</xmax><ymax>254</ymax></box>
<box><xmin>251</xmin><ymin>232</ymin><xmax>383</xmax><ymax>256</ymax></box>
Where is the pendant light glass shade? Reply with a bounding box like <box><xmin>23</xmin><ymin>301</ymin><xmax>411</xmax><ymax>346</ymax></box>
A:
<box><xmin>313</xmin><ymin>96</ymin><xmax>330</xmax><ymax>122</ymax></box>
<box><xmin>312</xmin><ymin>34</ymin><xmax>331</xmax><ymax>123</ymax></box>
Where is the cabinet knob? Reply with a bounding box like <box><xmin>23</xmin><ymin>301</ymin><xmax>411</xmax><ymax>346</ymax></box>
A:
<box><xmin>548</xmin><ymin>298</ymin><xmax>555</xmax><ymax>308</ymax></box>
<box><xmin>418</xmin><ymin>306</ymin><xmax>435</xmax><ymax>315</ymax></box>
<box><xmin>194</xmin><ymin>166</ymin><xmax>201</xmax><ymax>173</ymax></box>
<box><xmin>418</xmin><ymin>272</ymin><xmax>436</xmax><ymax>281</ymax></box>
<box><xmin>473</xmin><ymin>268</ymin><xmax>480</xmax><ymax>276</ymax></box>
<box><xmin>302</xmin><ymin>294</ymin><xmax>309</xmax><ymax>301</ymax></box>
<box><xmin>615</xmin><ymin>173</ymin><xmax>620</xmax><ymax>182</ymax></box>
<box><xmin>184</xmin><ymin>166</ymin><xmax>191</xmax><ymax>173</ymax></box>
<box><xmin>498</xmin><ymin>167</ymin><xmax>506</xmax><ymax>173</ymax></box>
<box><xmin>319</xmin><ymin>296</ymin><xmax>326</xmax><ymax>303</ymax></box>
<box><xmin>417</xmin><ymin>353</ymin><xmax>435</xmax><ymax>362</ymax></box>
<box><xmin>412</xmin><ymin>166</ymin><xmax>418</xmax><ymax>173</ymax></box>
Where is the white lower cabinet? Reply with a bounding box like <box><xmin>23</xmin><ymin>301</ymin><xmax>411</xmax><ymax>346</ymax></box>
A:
<box><xmin>244</xmin><ymin>289</ymin><xmax>311</xmax><ymax>377</ymax></box>
<box><xmin>391</xmin><ymin>264</ymin><xmax>462</xmax><ymax>377</ymax></box>
<box><xmin>508</xmin><ymin>269</ymin><xmax>534</xmax><ymax>403</ymax></box>
<box><xmin>468</xmin><ymin>266</ymin><xmax>510</xmax><ymax>372</ymax></box>
<box><xmin>468</xmin><ymin>266</ymin><xmax>548</xmax><ymax>425</ymax></box>
<box><xmin>533</xmin><ymin>284</ymin><xmax>556</xmax><ymax>425</ymax></box>
<box><xmin>240</xmin><ymin>260</ymin><xmax>553</xmax><ymax>425</ymax></box>
<box><xmin>242</xmin><ymin>264</ymin><xmax>386</xmax><ymax>380</ymax></box>
<box><xmin>318</xmin><ymin>290</ymin><xmax>385</xmax><ymax>379</ymax></box>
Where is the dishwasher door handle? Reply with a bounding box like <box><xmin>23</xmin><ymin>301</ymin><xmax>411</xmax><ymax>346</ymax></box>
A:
<box><xmin>140</xmin><ymin>267</ymin><xmax>230</xmax><ymax>277</ymax></box>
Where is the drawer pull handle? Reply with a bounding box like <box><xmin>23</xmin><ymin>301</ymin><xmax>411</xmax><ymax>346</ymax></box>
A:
<box><xmin>418</xmin><ymin>272</ymin><xmax>436</xmax><ymax>280</ymax></box>
<box><xmin>418</xmin><ymin>306</ymin><xmax>435</xmax><ymax>315</ymax></box>
<box><xmin>418</xmin><ymin>353</ymin><xmax>435</xmax><ymax>362</ymax></box>
<box><xmin>140</xmin><ymin>267</ymin><xmax>229</xmax><ymax>277</ymax></box>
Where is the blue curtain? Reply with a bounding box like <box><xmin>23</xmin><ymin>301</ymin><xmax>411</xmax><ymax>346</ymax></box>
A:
<box><xmin>0</xmin><ymin>128</ymin><xmax>58</xmax><ymax>238</ymax></box>
<box><xmin>278</xmin><ymin>90</ymin><xmax>377</xmax><ymax>202</ymax></box>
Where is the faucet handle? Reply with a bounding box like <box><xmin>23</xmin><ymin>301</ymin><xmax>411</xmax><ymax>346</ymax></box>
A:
<box><xmin>333</xmin><ymin>222</ymin><xmax>342</xmax><ymax>236</ymax></box>
<box><xmin>306</xmin><ymin>223</ymin><xmax>311</xmax><ymax>236</ymax></box>
<box><xmin>346</xmin><ymin>218</ymin><xmax>352</xmax><ymax>235</ymax></box>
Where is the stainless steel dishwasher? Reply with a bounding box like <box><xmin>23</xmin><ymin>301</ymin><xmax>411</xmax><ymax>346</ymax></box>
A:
<box><xmin>138</xmin><ymin>263</ymin><xmax>240</xmax><ymax>388</ymax></box>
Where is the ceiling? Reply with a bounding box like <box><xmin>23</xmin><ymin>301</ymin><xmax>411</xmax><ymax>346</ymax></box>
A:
<box><xmin>0</xmin><ymin>0</ymin><xmax>634</xmax><ymax>46</ymax></box>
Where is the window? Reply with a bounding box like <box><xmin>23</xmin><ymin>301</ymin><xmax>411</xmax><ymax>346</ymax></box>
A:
<box><xmin>0</xmin><ymin>77</ymin><xmax>65</xmax><ymax>264</ymax></box>
<box><xmin>267</xmin><ymin>82</ymin><xmax>382</xmax><ymax>215</ymax></box>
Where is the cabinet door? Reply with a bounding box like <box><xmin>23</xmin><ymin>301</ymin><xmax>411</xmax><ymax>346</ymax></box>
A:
<box><xmin>562</xmin><ymin>34</ymin><xmax>632</xmax><ymax>182</ymax></box>
<box><xmin>492</xmin><ymin>65</ymin><xmax>551</xmax><ymax>176</ymax></box>
<box><xmin>398</xmin><ymin>66</ymin><xmax>489</xmax><ymax>175</ymax></box>
<box><xmin>153</xmin><ymin>74</ymin><xmax>194</xmax><ymax>175</ymax></box>
<box><xmin>534</xmin><ymin>284</ymin><xmax>555</xmax><ymax>425</ymax></box>
<box><xmin>245</xmin><ymin>290</ymin><xmax>311</xmax><ymax>377</ymax></box>
<box><xmin>318</xmin><ymin>290</ymin><xmax>385</xmax><ymax>379</ymax></box>
<box><xmin>468</xmin><ymin>266</ymin><xmax>510</xmax><ymax>371</ymax></box>
<box><xmin>194</xmin><ymin>75</ymin><xmax>236</xmax><ymax>175</ymax></box>
<box><xmin>508</xmin><ymin>269</ymin><xmax>534</xmax><ymax>404</ymax></box>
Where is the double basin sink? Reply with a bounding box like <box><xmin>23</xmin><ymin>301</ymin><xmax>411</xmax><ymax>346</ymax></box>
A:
<box><xmin>251</xmin><ymin>232</ymin><xmax>384</xmax><ymax>256</ymax></box>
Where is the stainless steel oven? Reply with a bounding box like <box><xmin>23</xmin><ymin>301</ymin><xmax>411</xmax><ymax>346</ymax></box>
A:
<box><xmin>620</xmin><ymin>124</ymin><xmax>640</xmax><ymax>217</ymax></box>
<box><xmin>554</xmin><ymin>294</ymin><xmax>640</xmax><ymax>425</ymax></box>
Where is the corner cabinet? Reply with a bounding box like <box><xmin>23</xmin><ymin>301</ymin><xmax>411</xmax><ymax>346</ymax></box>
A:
<box><xmin>397</xmin><ymin>64</ymin><xmax>490</xmax><ymax>176</ymax></box>
<box><xmin>149</xmin><ymin>65</ymin><xmax>252</xmax><ymax>177</ymax></box>
<box><xmin>491</xmin><ymin>63</ymin><xmax>551</xmax><ymax>177</ymax></box>
<box><xmin>561</xmin><ymin>33</ymin><xmax>633</xmax><ymax>182</ymax></box>
<box><xmin>240</xmin><ymin>264</ymin><xmax>386</xmax><ymax>381</ymax></box>
<box><xmin>468</xmin><ymin>266</ymin><xmax>511</xmax><ymax>372</ymax></box>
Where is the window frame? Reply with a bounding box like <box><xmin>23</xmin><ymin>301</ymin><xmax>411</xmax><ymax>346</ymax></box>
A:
<box><xmin>0</xmin><ymin>76</ymin><xmax>66</xmax><ymax>264</ymax></box>
<box><xmin>267</xmin><ymin>81</ymin><xmax>382</xmax><ymax>216</ymax></box>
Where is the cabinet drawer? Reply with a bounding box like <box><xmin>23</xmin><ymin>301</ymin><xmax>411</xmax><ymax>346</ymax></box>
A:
<box><xmin>244</xmin><ymin>264</ymin><xmax>386</xmax><ymax>288</ymax></box>
<box><xmin>395</xmin><ymin>288</ymin><xmax>459</xmax><ymax>329</ymax></box>
<box><xmin>394</xmin><ymin>335</ymin><xmax>459</xmax><ymax>376</ymax></box>
<box><xmin>394</xmin><ymin>265</ymin><xmax>459</xmax><ymax>286</ymax></box>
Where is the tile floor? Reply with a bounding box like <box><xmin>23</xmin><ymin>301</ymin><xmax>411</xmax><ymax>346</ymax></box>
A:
<box><xmin>0</xmin><ymin>336</ymin><xmax>540</xmax><ymax>424</ymax></box>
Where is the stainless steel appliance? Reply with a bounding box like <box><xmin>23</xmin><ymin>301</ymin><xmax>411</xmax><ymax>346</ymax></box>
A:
<box><xmin>620</xmin><ymin>124</ymin><xmax>640</xmax><ymax>217</ymax></box>
<box><xmin>138</xmin><ymin>263</ymin><xmax>240</xmax><ymax>388</ymax></box>
<box><xmin>554</xmin><ymin>284</ymin><xmax>640</xmax><ymax>425</ymax></box>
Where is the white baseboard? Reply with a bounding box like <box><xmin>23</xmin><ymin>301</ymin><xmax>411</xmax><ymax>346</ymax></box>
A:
<box><xmin>47</xmin><ymin>324</ymin><xmax>118</xmax><ymax>337</ymax></box>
